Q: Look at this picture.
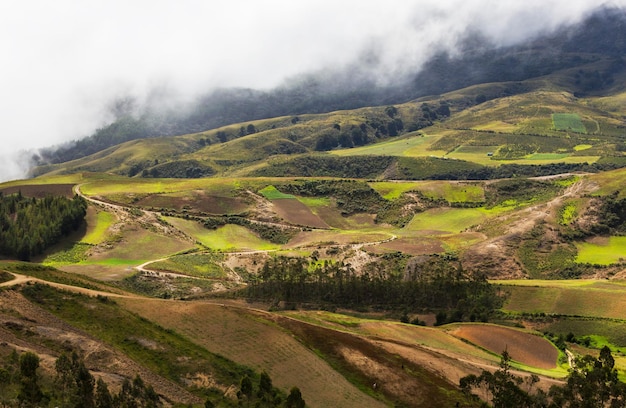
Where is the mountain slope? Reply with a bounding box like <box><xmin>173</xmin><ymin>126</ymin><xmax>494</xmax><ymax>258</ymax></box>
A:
<box><xmin>36</xmin><ymin>6</ymin><xmax>626</xmax><ymax>167</ymax></box>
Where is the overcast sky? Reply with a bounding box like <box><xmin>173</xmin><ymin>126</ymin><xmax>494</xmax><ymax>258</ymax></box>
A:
<box><xmin>0</xmin><ymin>0</ymin><xmax>624</xmax><ymax>181</ymax></box>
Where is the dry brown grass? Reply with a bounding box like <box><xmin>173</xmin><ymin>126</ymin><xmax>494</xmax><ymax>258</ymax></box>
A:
<box><xmin>118</xmin><ymin>299</ymin><xmax>385</xmax><ymax>408</ymax></box>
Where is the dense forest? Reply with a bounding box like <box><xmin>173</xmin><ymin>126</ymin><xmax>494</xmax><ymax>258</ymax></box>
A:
<box><xmin>0</xmin><ymin>193</ymin><xmax>87</xmax><ymax>260</ymax></box>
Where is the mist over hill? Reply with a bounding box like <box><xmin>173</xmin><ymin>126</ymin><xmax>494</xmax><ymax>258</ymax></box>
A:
<box><xmin>35</xmin><ymin>5</ymin><xmax>626</xmax><ymax>167</ymax></box>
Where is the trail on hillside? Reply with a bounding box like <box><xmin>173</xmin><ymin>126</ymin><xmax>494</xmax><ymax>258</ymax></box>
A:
<box><xmin>462</xmin><ymin>177</ymin><xmax>599</xmax><ymax>278</ymax></box>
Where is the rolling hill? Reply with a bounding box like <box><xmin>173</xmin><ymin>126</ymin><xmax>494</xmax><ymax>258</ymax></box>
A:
<box><xmin>2</xmin><ymin>5</ymin><xmax>626</xmax><ymax>408</ymax></box>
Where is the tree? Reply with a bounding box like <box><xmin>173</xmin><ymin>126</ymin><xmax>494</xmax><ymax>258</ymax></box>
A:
<box><xmin>460</xmin><ymin>350</ymin><xmax>540</xmax><ymax>408</ymax></box>
<box><xmin>18</xmin><ymin>352</ymin><xmax>43</xmax><ymax>405</ymax></box>
<box><xmin>95</xmin><ymin>378</ymin><xmax>114</xmax><ymax>408</ymax></box>
<box><xmin>285</xmin><ymin>387</ymin><xmax>305</xmax><ymax>408</ymax></box>
<box><xmin>239</xmin><ymin>375</ymin><xmax>253</xmax><ymax>400</ymax></box>
<box><xmin>549</xmin><ymin>346</ymin><xmax>626</xmax><ymax>407</ymax></box>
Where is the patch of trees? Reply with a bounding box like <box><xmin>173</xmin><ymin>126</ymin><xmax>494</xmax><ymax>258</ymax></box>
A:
<box><xmin>251</xmin><ymin>156</ymin><xmax>395</xmax><ymax>179</ymax></box>
<box><xmin>236</xmin><ymin>371</ymin><xmax>305</xmax><ymax>408</ymax></box>
<box><xmin>484</xmin><ymin>178</ymin><xmax>560</xmax><ymax>207</ymax></box>
<box><xmin>139</xmin><ymin>159</ymin><xmax>216</xmax><ymax>178</ymax></box>
<box><xmin>246</xmin><ymin>254</ymin><xmax>503</xmax><ymax>321</ymax></box>
<box><xmin>280</xmin><ymin>180</ymin><xmax>386</xmax><ymax>216</ymax></box>
<box><xmin>461</xmin><ymin>346</ymin><xmax>626</xmax><ymax>407</ymax></box>
<box><xmin>0</xmin><ymin>192</ymin><xmax>87</xmax><ymax>260</ymax></box>
<box><xmin>565</xmin><ymin>191</ymin><xmax>626</xmax><ymax>240</ymax></box>
<box><xmin>0</xmin><ymin>350</ymin><xmax>159</xmax><ymax>407</ymax></box>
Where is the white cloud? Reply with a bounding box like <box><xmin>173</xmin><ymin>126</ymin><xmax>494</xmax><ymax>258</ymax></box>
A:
<box><xmin>0</xmin><ymin>0</ymin><xmax>623</xmax><ymax>181</ymax></box>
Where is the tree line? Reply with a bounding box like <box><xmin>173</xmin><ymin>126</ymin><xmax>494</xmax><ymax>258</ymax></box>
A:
<box><xmin>461</xmin><ymin>346</ymin><xmax>626</xmax><ymax>407</ymax></box>
<box><xmin>245</xmin><ymin>254</ymin><xmax>503</xmax><ymax>322</ymax></box>
<box><xmin>0</xmin><ymin>192</ymin><xmax>87</xmax><ymax>261</ymax></box>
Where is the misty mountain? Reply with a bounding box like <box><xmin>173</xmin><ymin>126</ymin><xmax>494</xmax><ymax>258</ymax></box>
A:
<box><xmin>37</xmin><ymin>6</ymin><xmax>626</xmax><ymax>166</ymax></box>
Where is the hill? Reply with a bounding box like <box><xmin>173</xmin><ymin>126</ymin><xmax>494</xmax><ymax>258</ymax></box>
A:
<box><xmin>35</xmin><ymin>6</ymin><xmax>626</xmax><ymax>167</ymax></box>
<box><xmin>3</xmin><ymin>5</ymin><xmax>626</xmax><ymax>407</ymax></box>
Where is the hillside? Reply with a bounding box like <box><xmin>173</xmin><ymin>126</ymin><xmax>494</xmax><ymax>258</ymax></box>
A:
<box><xmin>3</xmin><ymin>5</ymin><xmax>626</xmax><ymax>407</ymax></box>
<box><xmin>34</xmin><ymin>6</ymin><xmax>626</xmax><ymax>167</ymax></box>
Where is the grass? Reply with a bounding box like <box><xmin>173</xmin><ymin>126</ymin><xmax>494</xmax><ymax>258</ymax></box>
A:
<box><xmin>576</xmin><ymin>237</ymin><xmax>626</xmax><ymax>265</ymax></box>
<box><xmin>19</xmin><ymin>283</ymin><xmax>256</xmax><ymax>399</ymax></box>
<box><xmin>120</xmin><ymin>299</ymin><xmax>385</xmax><ymax>408</ymax></box>
<box><xmin>369</xmin><ymin>181</ymin><xmax>485</xmax><ymax>203</ymax></box>
<box><xmin>405</xmin><ymin>206</ymin><xmax>507</xmax><ymax>234</ymax></box>
<box><xmin>553</xmin><ymin>113</ymin><xmax>586</xmax><ymax>133</ymax></box>
<box><xmin>559</xmin><ymin>201</ymin><xmax>579</xmax><ymax>225</ymax></box>
<box><xmin>147</xmin><ymin>253</ymin><xmax>226</xmax><ymax>278</ymax></box>
<box><xmin>258</xmin><ymin>185</ymin><xmax>295</xmax><ymax>200</ymax></box>
<box><xmin>499</xmin><ymin>281</ymin><xmax>626</xmax><ymax>320</ymax></box>
<box><xmin>166</xmin><ymin>217</ymin><xmax>279</xmax><ymax>251</ymax></box>
<box><xmin>82</xmin><ymin>210</ymin><xmax>115</xmax><ymax>245</ymax></box>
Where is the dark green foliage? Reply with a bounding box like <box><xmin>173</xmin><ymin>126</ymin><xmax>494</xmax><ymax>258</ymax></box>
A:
<box><xmin>141</xmin><ymin>159</ymin><xmax>215</xmax><ymax>178</ymax></box>
<box><xmin>485</xmin><ymin>178</ymin><xmax>560</xmax><ymax>207</ymax></box>
<box><xmin>280</xmin><ymin>179</ymin><xmax>386</xmax><ymax>216</ymax></box>
<box><xmin>252</xmin><ymin>155</ymin><xmax>394</xmax><ymax>178</ymax></box>
<box><xmin>18</xmin><ymin>352</ymin><xmax>44</xmax><ymax>406</ymax></box>
<box><xmin>462</xmin><ymin>347</ymin><xmax>626</xmax><ymax>407</ymax></box>
<box><xmin>202</xmin><ymin>216</ymin><xmax>298</xmax><ymax>244</ymax></box>
<box><xmin>460</xmin><ymin>351</ymin><xmax>543</xmax><ymax>408</ymax></box>
<box><xmin>247</xmin><ymin>255</ymin><xmax>502</xmax><ymax>319</ymax></box>
<box><xmin>0</xmin><ymin>193</ymin><xmax>87</xmax><ymax>260</ymax></box>
<box><xmin>285</xmin><ymin>387</ymin><xmax>305</xmax><ymax>408</ymax></box>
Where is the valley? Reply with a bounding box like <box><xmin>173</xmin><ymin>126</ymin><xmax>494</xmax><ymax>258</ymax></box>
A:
<box><xmin>2</xmin><ymin>8</ymin><xmax>626</xmax><ymax>405</ymax></box>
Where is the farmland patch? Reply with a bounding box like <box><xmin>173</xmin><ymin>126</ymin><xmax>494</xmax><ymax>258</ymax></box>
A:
<box><xmin>272</xmin><ymin>198</ymin><xmax>329</xmax><ymax>228</ymax></box>
<box><xmin>576</xmin><ymin>236</ymin><xmax>626</xmax><ymax>265</ymax></box>
<box><xmin>450</xmin><ymin>324</ymin><xmax>558</xmax><ymax>370</ymax></box>
<box><xmin>553</xmin><ymin>113</ymin><xmax>586</xmax><ymax>133</ymax></box>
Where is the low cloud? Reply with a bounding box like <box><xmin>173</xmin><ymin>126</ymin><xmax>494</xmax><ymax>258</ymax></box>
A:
<box><xmin>0</xmin><ymin>0</ymin><xmax>624</xmax><ymax>181</ymax></box>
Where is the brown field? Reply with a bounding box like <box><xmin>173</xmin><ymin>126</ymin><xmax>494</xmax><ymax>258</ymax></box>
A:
<box><xmin>271</xmin><ymin>198</ymin><xmax>329</xmax><ymax>228</ymax></box>
<box><xmin>450</xmin><ymin>324</ymin><xmax>559</xmax><ymax>370</ymax></box>
<box><xmin>119</xmin><ymin>299</ymin><xmax>386</xmax><ymax>408</ymax></box>
<box><xmin>368</xmin><ymin>236</ymin><xmax>445</xmax><ymax>255</ymax></box>
<box><xmin>0</xmin><ymin>183</ymin><xmax>75</xmax><ymax>198</ymax></box>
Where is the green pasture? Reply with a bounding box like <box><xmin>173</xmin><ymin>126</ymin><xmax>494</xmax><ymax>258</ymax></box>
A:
<box><xmin>543</xmin><ymin>318</ymin><xmax>626</xmax><ymax>348</ymax></box>
<box><xmin>576</xmin><ymin>236</ymin><xmax>626</xmax><ymax>265</ymax></box>
<box><xmin>500</xmin><ymin>281</ymin><xmax>626</xmax><ymax>319</ymax></box>
<box><xmin>559</xmin><ymin>201</ymin><xmax>579</xmax><ymax>225</ymax></box>
<box><xmin>446</xmin><ymin>145</ymin><xmax>501</xmax><ymax>166</ymax></box>
<box><xmin>369</xmin><ymin>181</ymin><xmax>421</xmax><ymax>200</ymax></box>
<box><xmin>405</xmin><ymin>206</ymin><xmax>505</xmax><ymax>234</ymax></box>
<box><xmin>296</xmin><ymin>196</ymin><xmax>331</xmax><ymax>208</ymax></box>
<box><xmin>416</xmin><ymin>181</ymin><xmax>484</xmax><ymax>203</ymax></box>
<box><xmin>330</xmin><ymin>132</ymin><xmax>446</xmax><ymax>157</ymax></box>
<box><xmin>165</xmin><ymin>217</ymin><xmax>279</xmax><ymax>251</ymax></box>
<box><xmin>369</xmin><ymin>180</ymin><xmax>485</xmax><ymax>203</ymax></box>
<box><xmin>553</xmin><ymin>113</ymin><xmax>586</xmax><ymax>133</ymax></box>
<box><xmin>147</xmin><ymin>253</ymin><xmax>226</xmax><ymax>278</ymax></box>
<box><xmin>79</xmin><ymin>175</ymin><xmax>291</xmax><ymax>198</ymax></box>
<box><xmin>81</xmin><ymin>210</ymin><xmax>115</xmax><ymax>245</ymax></box>
<box><xmin>258</xmin><ymin>185</ymin><xmax>295</xmax><ymax>200</ymax></box>
<box><xmin>527</xmin><ymin>153</ymin><xmax>569</xmax><ymax>160</ymax></box>
<box><xmin>495</xmin><ymin>155</ymin><xmax>598</xmax><ymax>165</ymax></box>
<box><xmin>1</xmin><ymin>173</ymin><xmax>85</xmax><ymax>187</ymax></box>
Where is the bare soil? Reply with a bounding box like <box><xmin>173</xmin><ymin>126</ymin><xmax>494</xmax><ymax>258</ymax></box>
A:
<box><xmin>0</xmin><ymin>184</ymin><xmax>75</xmax><ymax>198</ymax></box>
<box><xmin>450</xmin><ymin>325</ymin><xmax>559</xmax><ymax>370</ymax></box>
<box><xmin>271</xmin><ymin>198</ymin><xmax>330</xmax><ymax>228</ymax></box>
